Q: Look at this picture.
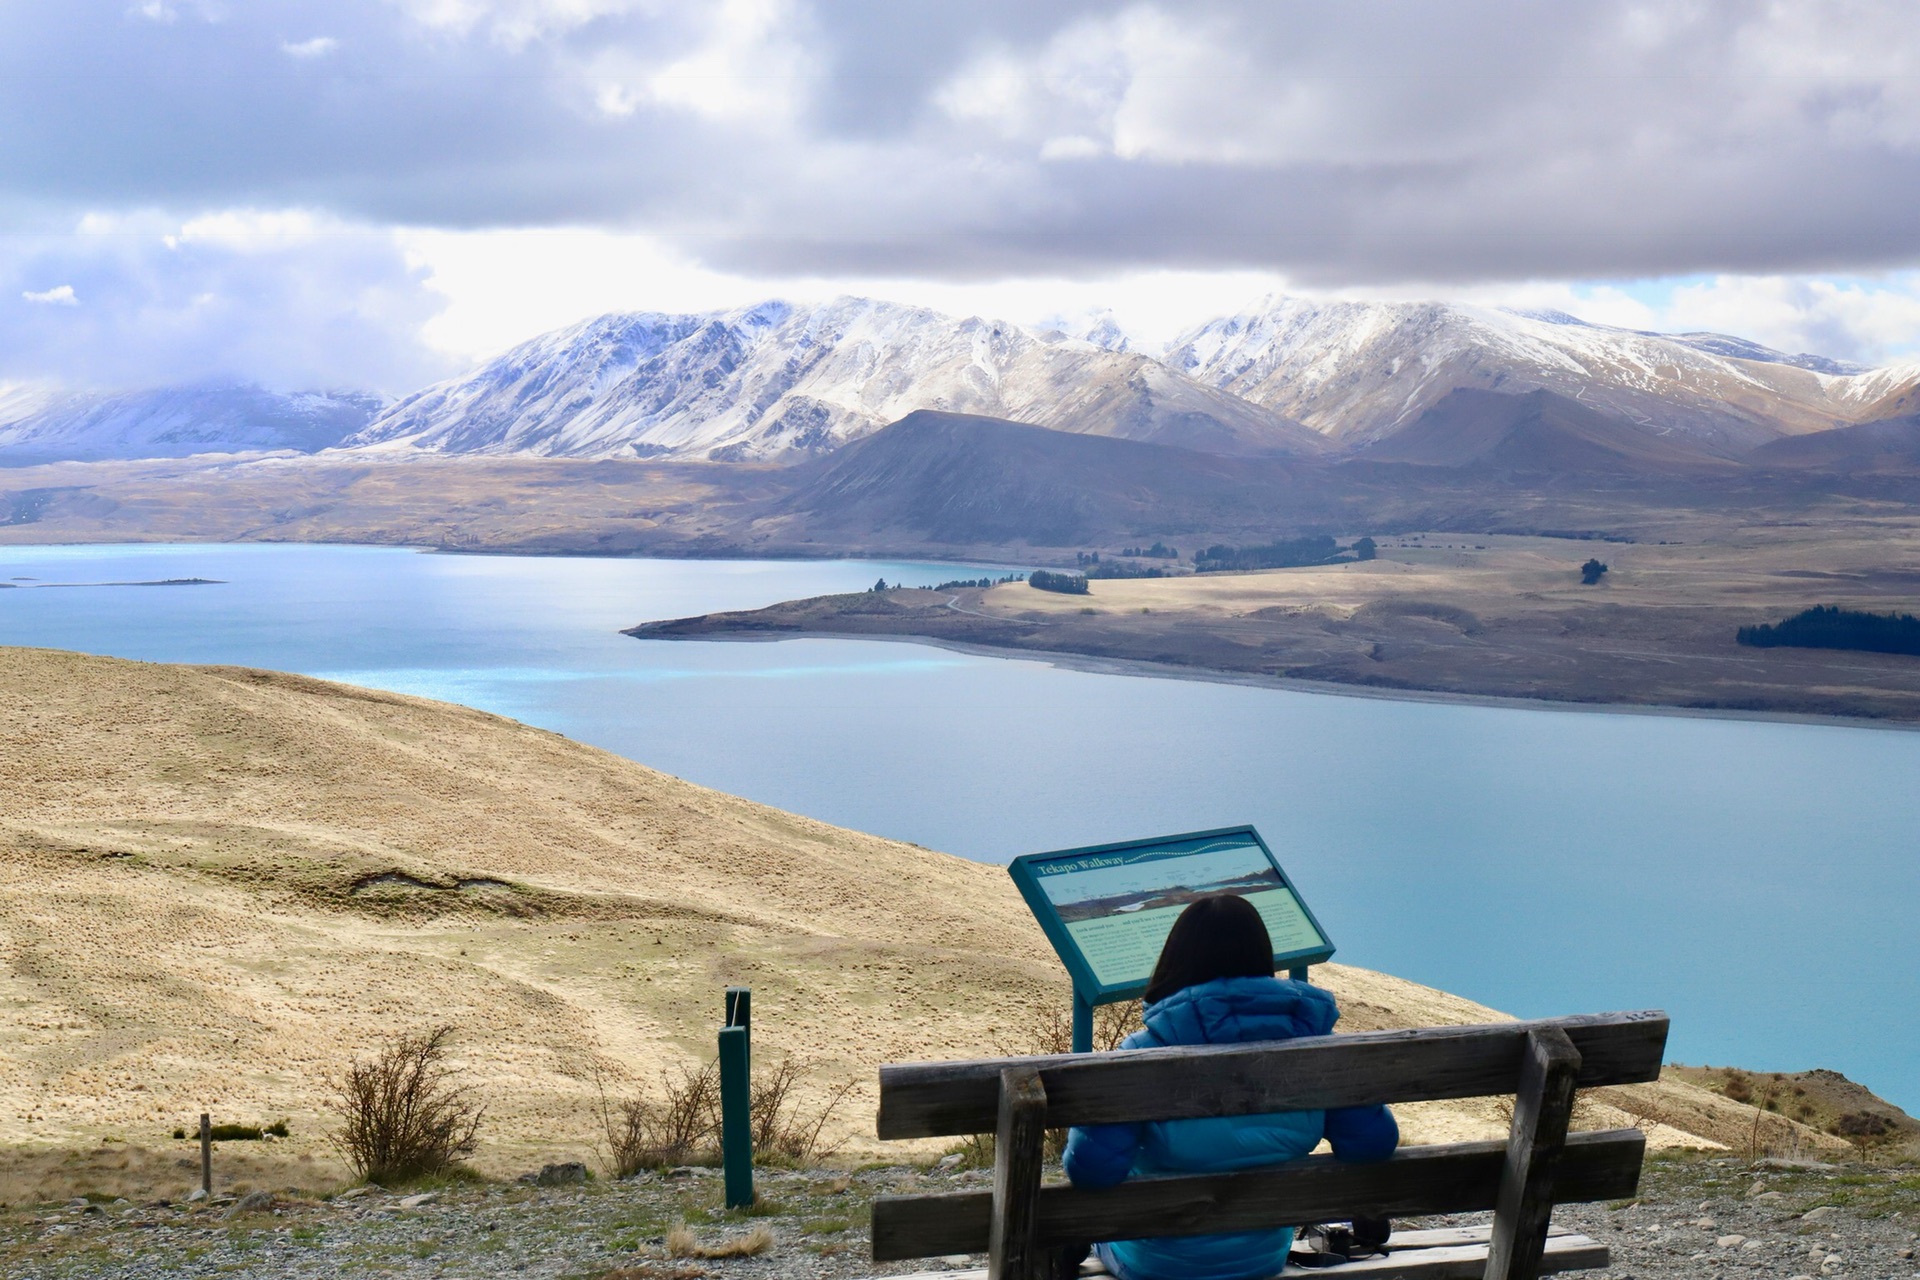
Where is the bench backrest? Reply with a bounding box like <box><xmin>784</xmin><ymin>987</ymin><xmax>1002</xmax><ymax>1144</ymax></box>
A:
<box><xmin>871</xmin><ymin>1011</ymin><xmax>1669</xmax><ymax>1280</ymax></box>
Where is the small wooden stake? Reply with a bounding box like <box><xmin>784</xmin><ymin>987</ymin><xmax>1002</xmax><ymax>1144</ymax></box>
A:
<box><xmin>1486</xmin><ymin>1027</ymin><xmax>1581</xmax><ymax>1280</ymax></box>
<box><xmin>199</xmin><ymin>1113</ymin><xmax>212</xmax><ymax>1197</ymax></box>
<box><xmin>988</xmin><ymin>1065</ymin><xmax>1048</xmax><ymax>1280</ymax></box>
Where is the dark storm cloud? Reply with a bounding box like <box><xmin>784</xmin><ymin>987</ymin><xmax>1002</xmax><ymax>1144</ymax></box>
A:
<box><xmin>5</xmin><ymin>1</ymin><xmax>1920</xmax><ymax>284</ymax></box>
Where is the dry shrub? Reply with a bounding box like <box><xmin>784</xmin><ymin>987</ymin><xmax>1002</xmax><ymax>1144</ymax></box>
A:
<box><xmin>952</xmin><ymin>999</ymin><xmax>1148</xmax><ymax>1165</ymax></box>
<box><xmin>596</xmin><ymin>1266</ymin><xmax>708</xmax><ymax>1280</ymax></box>
<box><xmin>599</xmin><ymin>1055</ymin><xmax>854</xmax><ymax>1176</ymax></box>
<box><xmin>600</xmin><ymin>1060</ymin><xmax>722</xmax><ymax>1176</ymax></box>
<box><xmin>1013</xmin><ymin>1001</ymin><xmax>1142</xmax><ymax>1057</ymax></box>
<box><xmin>327</xmin><ymin>1026</ymin><xmax>484</xmax><ymax>1185</ymax></box>
<box><xmin>667</xmin><ymin>1221</ymin><xmax>774</xmax><ymax>1259</ymax></box>
<box><xmin>749</xmin><ymin>1057</ymin><xmax>858</xmax><ymax>1165</ymax></box>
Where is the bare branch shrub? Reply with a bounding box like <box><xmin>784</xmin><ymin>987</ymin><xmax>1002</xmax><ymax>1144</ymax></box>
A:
<box><xmin>956</xmin><ymin>999</ymin><xmax>1147</xmax><ymax>1166</ymax></box>
<box><xmin>749</xmin><ymin>1057</ymin><xmax>858</xmax><ymax>1164</ymax></box>
<box><xmin>327</xmin><ymin>1026</ymin><xmax>484</xmax><ymax>1185</ymax></box>
<box><xmin>599</xmin><ymin>1060</ymin><xmax>723</xmax><ymax>1176</ymax></box>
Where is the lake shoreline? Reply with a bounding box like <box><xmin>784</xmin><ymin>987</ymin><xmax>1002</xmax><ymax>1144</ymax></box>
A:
<box><xmin>637</xmin><ymin>623</ymin><xmax>1920</xmax><ymax>734</ymax></box>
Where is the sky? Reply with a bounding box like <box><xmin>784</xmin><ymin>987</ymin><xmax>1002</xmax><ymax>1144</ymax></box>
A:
<box><xmin>7</xmin><ymin>1</ymin><xmax>1920</xmax><ymax>394</ymax></box>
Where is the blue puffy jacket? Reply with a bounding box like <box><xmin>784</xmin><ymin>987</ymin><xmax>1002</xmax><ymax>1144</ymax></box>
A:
<box><xmin>1061</xmin><ymin>976</ymin><xmax>1399</xmax><ymax>1280</ymax></box>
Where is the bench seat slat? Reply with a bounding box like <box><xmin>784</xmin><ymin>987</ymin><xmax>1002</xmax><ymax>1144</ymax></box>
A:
<box><xmin>870</xmin><ymin>1231</ymin><xmax>1607</xmax><ymax>1280</ymax></box>
<box><xmin>1286</xmin><ymin>1233</ymin><xmax>1608</xmax><ymax>1278</ymax></box>
<box><xmin>878</xmin><ymin>1012</ymin><xmax>1668</xmax><ymax>1139</ymax></box>
<box><xmin>871</xmin><ymin>1129</ymin><xmax>1644</xmax><ymax>1261</ymax></box>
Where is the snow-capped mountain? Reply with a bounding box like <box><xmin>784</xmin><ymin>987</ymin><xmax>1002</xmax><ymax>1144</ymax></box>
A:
<box><xmin>1165</xmin><ymin>296</ymin><xmax>1920</xmax><ymax>453</ymax></box>
<box><xmin>347</xmin><ymin>297</ymin><xmax>1320</xmax><ymax>462</ymax></box>
<box><xmin>0</xmin><ymin>382</ymin><xmax>385</xmax><ymax>461</ymax></box>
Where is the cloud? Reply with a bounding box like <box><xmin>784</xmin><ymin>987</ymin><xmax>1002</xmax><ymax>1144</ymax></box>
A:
<box><xmin>280</xmin><ymin>36</ymin><xmax>339</xmax><ymax>58</ymax></box>
<box><xmin>1</xmin><ymin>2</ymin><xmax>1918</xmax><ymax>287</ymax></box>
<box><xmin>0</xmin><ymin>212</ymin><xmax>457</xmax><ymax>394</ymax></box>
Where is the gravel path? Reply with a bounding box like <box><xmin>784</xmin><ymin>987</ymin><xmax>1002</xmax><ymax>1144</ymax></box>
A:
<box><xmin>3</xmin><ymin>1155</ymin><xmax>1915</xmax><ymax>1280</ymax></box>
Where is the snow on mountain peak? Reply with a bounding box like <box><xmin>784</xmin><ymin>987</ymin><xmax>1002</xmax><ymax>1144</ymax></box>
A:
<box><xmin>1164</xmin><ymin>293</ymin><xmax>1912</xmax><ymax>449</ymax></box>
<box><xmin>347</xmin><ymin>295</ymin><xmax>1313</xmax><ymax>462</ymax></box>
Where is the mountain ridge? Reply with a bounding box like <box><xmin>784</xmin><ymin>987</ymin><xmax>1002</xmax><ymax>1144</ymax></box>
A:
<box><xmin>1165</xmin><ymin>295</ymin><xmax>1920</xmax><ymax>452</ymax></box>
<box><xmin>0</xmin><ymin>382</ymin><xmax>385</xmax><ymax>463</ymax></box>
<box><xmin>6</xmin><ymin>294</ymin><xmax>1919</xmax><ymax>468</ymax></box>
<box><xmin>345</xmin><ymin>296</ymin><xmax>1324</xmax><ymax>463</ymax></box>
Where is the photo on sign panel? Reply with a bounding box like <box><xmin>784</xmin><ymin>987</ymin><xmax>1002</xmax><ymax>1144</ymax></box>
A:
<box><xmin>1021</xmin><ymin>830</ymin><xmax>1328</xmax><ymax>992</ymax></box>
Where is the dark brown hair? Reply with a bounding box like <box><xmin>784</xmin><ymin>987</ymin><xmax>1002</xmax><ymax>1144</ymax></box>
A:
<box><xmin>1143</xmin><ymin>893</ymin><xmax>1275</xmax><ymax>1006</ymax></box>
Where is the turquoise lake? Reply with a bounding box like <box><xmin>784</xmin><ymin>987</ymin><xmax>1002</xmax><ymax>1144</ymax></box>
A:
<box><xmin>5</xmin><ymin>541</ymin><xmax>1918</xmax><ymax>1110</ymax></box>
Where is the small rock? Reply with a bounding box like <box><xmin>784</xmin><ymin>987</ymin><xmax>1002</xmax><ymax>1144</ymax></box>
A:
<box><xmin>185</xmin><ymin>1188</ymin><xmax>208</xmax><ymax>1203</ymax></box>
<box><xmin>1894</xmin><ymin>1246</ymin><xmax>1912</xmax><ymax>1259</ymax></box>
<box><xmin>397</xmin><ymin>1193</ymin><xmax>437</xmax><ymax>1209</ymax></box>
<box><xmin>1756</xmin><ymin>1190</ymin><xmax>1787</xmax><ymax>1202</ymax></box>
<box><xmin>1747</xmin><ymin>1180</ymin><xmax>1769</xmax><ymax>1198</ymax></box>
<box><xmin>936</xmin><ymin>1153</ymin><xmax>964</xmax><ymax>1169</ymax></box>
<box><xmin>532</xmin><ymin>1161</ymin><xmax>588</xmax><ymax>1186</ymax></box>
<box><xmin>333</xmin><ymin>1186</ymin><xmax>373</xmax><ymax>1201</ymax></box>
<box><xmin>65</xmin><ymin>1197</ymin><xmax>89</xmax><ymax>1210</ymax></box>
<box><xmin>1694</xmin><ymin>1218</ymin><xmax>1718</xmax><ymax>1229</ymax></box>
<box><xmin>1742</xmin><ymin>1238</ymin><xmax>1766</xmax><ymax>1250</ymax></box>
<box><xmin>222</xmin><ymin>1191</ymin><xmax>275</xmax><ymax>1219</ymax></box>
<box><xmin>936</xmin><ymin>1255</ymin><xmax>972</xmax><ymax>1266</ymax></box>
<box><xmin>1803</xmin><ymin>1206</ymin><xmax>1839</xmax><ymax>1222</ymax></box>
<box><xmin>1718</xmin><ymin>1234</ymin><xmax>1748</xmax><ymax>1248</ymax></box>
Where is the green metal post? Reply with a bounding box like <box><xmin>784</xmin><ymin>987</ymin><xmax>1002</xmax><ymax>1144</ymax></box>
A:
<box><xmin>725</xmin><ymin>985</ymin><xmax>751</xmax><ymax>1061</ymax></box>
<box><xmin>719</xmin><ymin>1025</ymin><xmax>753</xmax><ymax>1208</ymax></box>
<box><xmin>1072</xmin><ymin>991</ymin><xmax>1093</xmax><ymax>1054</ymax></box>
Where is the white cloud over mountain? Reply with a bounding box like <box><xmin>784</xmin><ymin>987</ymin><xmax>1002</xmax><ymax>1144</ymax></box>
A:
<box><xmin>4</xmin><ymin>2</ymin><xmax>1920</xmax><ymax>390</ymax></box>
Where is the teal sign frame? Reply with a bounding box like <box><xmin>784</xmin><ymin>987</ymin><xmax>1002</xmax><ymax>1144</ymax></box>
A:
<box><xmin>1008</xmin><ymin>825</ymin><xmax>1335</xmax><ymax>1008</ymax></box>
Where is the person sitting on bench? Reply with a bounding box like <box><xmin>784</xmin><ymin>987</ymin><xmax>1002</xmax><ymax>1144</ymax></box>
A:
<box><xmin>1061</xmin><ymin>894</ymin><xmax>1401</xmax><ymax>1280</ymax></box>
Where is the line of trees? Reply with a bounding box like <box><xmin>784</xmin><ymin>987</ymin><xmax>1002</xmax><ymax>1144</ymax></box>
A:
<box><xmin>1120</xmin><ymin>542</ymin><xmax>1180</xmax><ymax>559</ymax></box>
<box><xmin>1192</xmin><ymin>536</ymin><xmax>1342</xmax><ymax>573</ymax></box>
<box><xmin>1029</xmin><ymin>569</ymin><xmax>1091</xmax><ymax>595</ymax></box>
<box><xmin>1085</xmin><ymin>562</ymin><xmax>1171</xmax><ymax>580</ymax></box>
<box><xmin>1736</xmin><ymin>605</ymin><xmax>1920</xmax><ymax>656</ymax></box>
<box><xmin>931</xmin><ymin>573</ymin><xmax>1025</xmax><ymax>590</ymax></box>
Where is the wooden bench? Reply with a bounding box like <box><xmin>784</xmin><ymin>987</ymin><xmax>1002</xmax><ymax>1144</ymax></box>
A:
<box><xmin>870</xmin><ymin>1010</ymin><xmax>1668</xmax><ymax>1280</ymax></box>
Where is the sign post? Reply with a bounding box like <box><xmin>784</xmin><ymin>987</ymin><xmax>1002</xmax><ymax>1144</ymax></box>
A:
<box><xmin>720</xmin><ymin>986</ymin><xmax>754</xmax><ymax>1209</ymax></box>
<box><xmin>1008</xmin><ymin>825</ymin><xmax>1334</xmax><ymax>1053</ymax></box>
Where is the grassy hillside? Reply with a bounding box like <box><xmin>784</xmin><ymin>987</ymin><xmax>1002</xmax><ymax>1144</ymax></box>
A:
<box><xmin>0</xmin><ymin>647</ymin><xmax>1842</xmax><ymax>1198</ymax></box>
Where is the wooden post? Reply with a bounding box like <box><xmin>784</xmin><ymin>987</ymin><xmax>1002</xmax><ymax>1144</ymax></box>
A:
<box><xmin>198</xmin><ymin>1113</ymin><xmax>212</xmax><ymax>1197</ymax></box>
<box><xmin>1485</xmin><ymin>1026</ymin><xmax>1581</xmax><ymax>1280</ymax></box>
<box><xmin>989</xmin><ymin>1065</ymin><xmax>1048</xmax><ymax>1280</ymax></box>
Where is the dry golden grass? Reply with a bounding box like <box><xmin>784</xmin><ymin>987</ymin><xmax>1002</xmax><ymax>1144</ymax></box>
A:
<box><xmin>0</xmin><ymin>645</ymin><xmax>1829</xmax><ymax>1200</ymax></box>
<box><xmin>667</xmin><ymin>1222</ymin><xmax>773</xmax><ymax>1259</ymax></box>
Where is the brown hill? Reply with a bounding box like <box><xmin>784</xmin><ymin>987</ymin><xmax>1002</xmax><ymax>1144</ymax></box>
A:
<box><xmin>1355</xmin><ymin>388</ymin><xmax>1737</xmax><ymax>473</ymax></box>
<box><xmin>763</xmin><ymin>409</ymin><xmax>1350</xmax><ymax>547</ymax></box>
<box><xmin>1746</xmin><ymin>413</ymin><xmax>1920</xmax><ymax>473</ymax></box>
<box><xmin>0</xmin><ymin>646</ymin><xmax>1841</xmax><ymax>1193</ymax></box>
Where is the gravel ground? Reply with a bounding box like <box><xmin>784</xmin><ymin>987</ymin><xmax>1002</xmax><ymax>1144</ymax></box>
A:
<box><xmin>3</xmin><ymin>1154</ymin><xmax>1916</xmax><ymax>1280</ymax></box>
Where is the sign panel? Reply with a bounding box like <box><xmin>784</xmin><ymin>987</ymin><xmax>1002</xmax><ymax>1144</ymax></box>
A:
<box><xmin>1009</xmin><ymin>826</ymin><xmax>1334</xmax><ymax>1005</ymax></box>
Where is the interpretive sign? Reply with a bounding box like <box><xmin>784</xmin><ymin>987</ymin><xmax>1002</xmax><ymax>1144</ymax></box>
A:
<box><xmin>1008</xmin><ymin>825</ymin><xmax>1333</xmax><ymax>1007</ymax></box>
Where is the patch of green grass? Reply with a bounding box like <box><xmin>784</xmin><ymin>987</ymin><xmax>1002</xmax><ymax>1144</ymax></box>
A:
<box><xmin>802</xmin><ymin>1215</ymin><xmax>854</xmax><ymax>1234</ymax></box>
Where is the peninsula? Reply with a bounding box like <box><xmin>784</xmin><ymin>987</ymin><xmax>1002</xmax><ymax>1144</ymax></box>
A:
<box><xmin>630</xmin><ymin>529</ymin><xmax>1920</xmax><ymax>724</ymax></box>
